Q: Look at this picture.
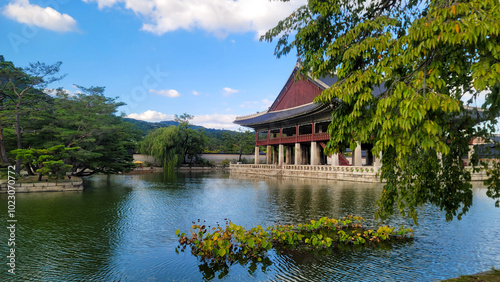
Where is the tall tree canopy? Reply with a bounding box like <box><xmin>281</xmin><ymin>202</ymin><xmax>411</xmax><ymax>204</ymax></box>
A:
<box><xmin>45</xmin><ymin>86</ymin><xmax>140</xmax><ymax>176</ymax></box>
<box><xmin>1</xmin><ymin>56</ymin><xmax>140</xmax><ymax>177</ymax></box>
<box><xmin>0</xmin><ymin>56</ymin><xmax>63</xmax><ymax>172</ymax></box>
<box><xmin>262</xmin><ymin>0</ymin><xmax>500</xmax><ymax>223</ymax></box>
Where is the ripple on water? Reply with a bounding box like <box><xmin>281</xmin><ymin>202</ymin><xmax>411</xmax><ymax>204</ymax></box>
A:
<box><xmin>1</xmin><ymin>173</ymin><xmax>499</xmax><ymax>281</ymax></box>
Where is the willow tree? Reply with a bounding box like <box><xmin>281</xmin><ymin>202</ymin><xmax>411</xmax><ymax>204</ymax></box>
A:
<box><xmin>262</xmin><ymin>0</ymin><xmax>500</xmax><ymax>223</ymax></box>
<box><xmin>140</xmin><ymin>126</ymin><xmax>181</xmax><ymax>173</ymax></box>
<box><xmin>140</xmin><ymin>115</ymin><xmax>206</xmax><ymax>172</ymax></box>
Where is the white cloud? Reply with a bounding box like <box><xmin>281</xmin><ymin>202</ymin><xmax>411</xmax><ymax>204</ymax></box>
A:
<box><xmin>3</xmin><ymin>0</ymin><xmax>77</xmax><ymax>32</ymax></box>
<box><xmin>462</xmin><ymin>89</ymin><xmax>488</xmax><ymax>108</ymax></box>
<box><xmin>192</xmin><ymin>113</ymin><xmax>240</xmax><ymax>130</ymax></box>
<box><xmin>126</xmin><ymin>110</ymin><xmax>174</xmax><ymax>121</ymax></box>
<box><xmin>222</xmin><ymin>87</ymin><xmax>239</xmax><ymax>96</ymax></box>
<box><xmin>83</xmin><ymin>0</ymin><xmax>306</xmax><ymax>37</ymax></box>
<box><xmin>43</xmin><ymin>88</ymin><xmax>76</xmax><ymax>97</ymax></box>
<box><xmin>149</xmin><ymin>88</ymin><xmax>181</xmax><ymax>97</ymax></box>
<box><xmin>261</xmin><ymin>98</ymin><xmax>273</xmax><ymax>108</ymax></box>
<box><xmin>240</xmin><ymin>98</ymin><xmax>272</xmax><ymax>109</ymax></box>
<box><xmin>192</xmin><ymin>90</ymin><xmax>200</xmax><ymax>96</ymax></box>
<box><xmin>126</xmin><ymin>111</ymin><xmax>240</xmax><ymax>130</ymax></box>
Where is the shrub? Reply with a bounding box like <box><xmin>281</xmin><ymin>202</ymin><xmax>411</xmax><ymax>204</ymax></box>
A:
<box><xmin>176</xmin><ymin>216</ymin><xmax>413</xmax><ymax>265</ymax></box>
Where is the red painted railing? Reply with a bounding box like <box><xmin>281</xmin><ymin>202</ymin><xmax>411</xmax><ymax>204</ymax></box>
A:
<box><xmin>256</xmin><ymin>132</ymin><xmax>330</xmax><ymax>146</ymax></box>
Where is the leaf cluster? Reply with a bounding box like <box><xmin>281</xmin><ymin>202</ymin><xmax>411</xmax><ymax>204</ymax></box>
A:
<box><xmin>262</xmin><ymin>0</ymin><xmax>500</xmax><ymax>223</ymax></box>
<box><xmin>11</xmin><ymin>145</ymin><xmax>77</xmax><ymax>180</ymax></box>
<box><xmin>176</xmin><ymin>216</ymin><xmax>413</xmax><ymax>265</ymax></box>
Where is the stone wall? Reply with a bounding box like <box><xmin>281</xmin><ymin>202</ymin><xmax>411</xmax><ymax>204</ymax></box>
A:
<box><xmin>0</xmin><ymin>180</ymin><xmax>83</xmax><ymax>193</ymax></box>
<box><xmin>230</xmin><ymin>164</ymin><xmax>381</xmax><ymax>183</ymax></box>
<box><xmin>133</xmin><ymin>153</ymin><xmax>267</xmax><ymax>165</ymax></box>
<box><xmin>230</xmin><ymin>164</ymin><xmax>490</xmax><ymax>183</ymax></box>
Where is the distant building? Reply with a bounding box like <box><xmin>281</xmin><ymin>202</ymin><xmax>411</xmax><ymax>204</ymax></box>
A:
<box><xmin>469</xmin><ymin>135</ymin><xmax>500</xmax><ymax>164</ymax></box>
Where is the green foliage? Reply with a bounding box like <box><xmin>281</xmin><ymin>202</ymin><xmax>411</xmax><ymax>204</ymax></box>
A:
<box><xmin>219</xmin><ymin>129</ymin><xmax>255</xmax><ymax>159</ymax></box>
<box><xmin>176</xmin><ymin>216</ymin><xmax>413</xmax><ymax>265</ymax></box>
<box><xmin>124</xmin><ymin>115</ymin><xmax>255</xmax><ymax>155</ymax></box>
<box><xmin>140</xmin><ymin>116</ymin><xmax>206</xmax><ymax>172</ymax></box>
<box><xmin>11</xmin><ymin>145</ymin><xmax>77</xmax><ymax>180</ymax></box>
<box><xmin>38</xmin><ymin>86</ymin><xmax>138</xmax><ymax>176</ymax></box>
<box><xmin>175</xmin><ymin>113</ymin><xmax>207</xmax><ymax>164</ymax></box>
<box><xmin>262</xmin><ymin>0</ymin><xmax>500</xmax><ymax>223</ymax></box>
<box><xmin>38</xmin><ymin>160</ymin><xmax>72</xmax><ymax>180</ymax></box>
<box><xmin>140</xmin><ymin>126</ymin><xmax>180</xmax><ymax>172</ymax></box>
<box><xmin>220</xmin><ymin>159</ymin><xmax>231</xmax><ymax>168</ymax></box>
<box><xmin>484</xmin><ymin>160</ymin><xmax>500</xmax><ymax>208</ymax></box>
<box><xmin>1</xmin><ymin>56</ymin><xmax>138</xmax><ymax>176</ymax></box>
<box><xmin>0</xmin><ymin>56</ymin><xmax>63</xmax><ymax>171</ymax></box>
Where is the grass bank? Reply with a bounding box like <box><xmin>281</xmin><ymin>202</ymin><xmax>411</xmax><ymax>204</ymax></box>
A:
<box><xmin>443</xmin><ymin>269</ymin><xmax>500</xmax><ymax>281</ymax></box>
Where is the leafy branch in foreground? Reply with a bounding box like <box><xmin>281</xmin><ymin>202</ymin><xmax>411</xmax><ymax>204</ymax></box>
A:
<box><xmin>262</xmin><ymin>0</ymin><xmax>500</xmax><ymax>223</ymax></box>
<box><xmin>176</xmin><ymin>216</ymin><xmax>413</xmax><ymax>265</ymax></box>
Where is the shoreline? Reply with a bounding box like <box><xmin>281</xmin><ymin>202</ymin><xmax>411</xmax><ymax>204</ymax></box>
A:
<box><xmin>442</xmin><ymin>269</ymin><xmax>500</xmax><ymax>281</ymax></box>
<box><xmin>0</xmin><ymin>177</ymin><xmax>83</xmax><ymax>193</ymax></box>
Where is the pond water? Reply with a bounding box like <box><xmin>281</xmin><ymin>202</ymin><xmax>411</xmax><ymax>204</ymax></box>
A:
<box><xmin>0</xmin><ymin>172</ymin><xmax>499</xmax><ymax>281</ymax></box>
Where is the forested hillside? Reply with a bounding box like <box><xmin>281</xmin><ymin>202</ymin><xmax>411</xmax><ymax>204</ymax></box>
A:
<box><xmin>123</xmin><ymin>118</ymin><xmax>255</xmax><ymax>154</ymax></box>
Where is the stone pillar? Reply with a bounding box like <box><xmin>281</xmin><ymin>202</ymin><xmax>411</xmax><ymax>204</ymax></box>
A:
<box><xmin>273</xmin><ymin>146</ymin><xmax>278</xmax><ymax>164</ymax></box>
<box><xmin>303</xmin><ymin>145</ymin><xmax>309</xmax><ymax>165</ymax></box>
<box><xmin>254</xmin><ymin>146</ymin><xmax>259</xmax><ymax>165</ymax></box>
<box><xmin>311</xmin><ymin>142</ymin><xmax>320</xmax><ymax>165</ymax></box>
<box><xmin>467</xmin><ymin>145</ymin><xmax>474</xmax><ymax>166</ymax></box>
<box><xmin>353</xmin><ymin>142</ymin><xmax>362</xmax><ymax>166</ymax></box>
<box><xmin>331</xmin><ymin>152</ymin><xmax>339</xmax><ymax>166</ymax></box>
<box><xmin>373</xmin><ymin>152</ymin><xmax>382</xmax><ymax>167</ymax></box>
<box><xmin>286</xmin><ymin>146</ymin><xmax>292</xmax><ymax>164</ymax></box>
<box><xmin>295</xmin><ymin>143</ymin><xmax>302</xmax><ymax>165</ymax></box>
<box><xmin>278</xmin><ymin>144</ymin><xmax>284</xmax><ymax>166</ymax></box>
<box><xmin>266</xmin><ymin>145</ymin><xmax>272</xmax><ymax>164</ymax></box>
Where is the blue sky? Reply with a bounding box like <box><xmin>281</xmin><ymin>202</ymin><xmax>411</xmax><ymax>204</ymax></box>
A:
<box><xmin>1</xmin><ymin>0</ymin><xmax>306</xmax><ymax>130</ymax></box>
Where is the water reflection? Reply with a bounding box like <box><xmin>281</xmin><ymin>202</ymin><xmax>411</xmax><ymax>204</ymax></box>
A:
<box><xmin>0</xmin><ymin>172</ymin><xmax>498</xmax><ymax>281</ymax></box>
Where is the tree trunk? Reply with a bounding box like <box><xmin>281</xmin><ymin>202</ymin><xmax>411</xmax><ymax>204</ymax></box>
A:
<box><xmin>25</xmin><ymin>163</ymin><xmax>34</xmax><ymax>175</ymax></box>
<box><xmin>15</xmin><ymin>109</ymin><xmax>21</xmax><ymax>175</ymax></box>
<box><xmin>0</xmin><ymin>125</ymin><xmax>8</xmax><ymax>164</ymax></box>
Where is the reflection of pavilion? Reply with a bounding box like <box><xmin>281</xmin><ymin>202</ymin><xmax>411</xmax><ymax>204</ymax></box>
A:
<box><xmin>234</xmin><ymin>62</ymin><xmax>383</xmax><ymax>167</ymax></box>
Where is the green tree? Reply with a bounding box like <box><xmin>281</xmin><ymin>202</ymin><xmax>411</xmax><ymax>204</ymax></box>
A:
<box><xmin>174</xmin><ymin>113</ymin><xmax>206</xmax><ymax>165</ymax></box>
<box><xmin>262</xmin><ymin>0</ymin><xmax>500</xmax><ymax>223</ymax></box>
<box><xmin>12</xmin><ymin>145</ymin><xmax>77</xmax><ymax>181</ymax></box>
<box><xmin>140</xmin><ymin>126</ymin><xmax>181</xmax><ymax>172</ymax></box>
<box><xmin>43</xmin><ymin>86</ymin><xmax>139</xmax><ymax>176</ymax></box>
<box><xmin>140</xmin><ymin>114</ymin><xmax>206</xmax><ymax>171</ymax></box>
<box><xmin>0</xmin><ymin>57</ymin><xmax>64</xmax><ymax>174</ymax></box>
<box><xmin>236</xmin><ymin>130</ymin><xmax>256</xmax><ymax>162</ymax></box>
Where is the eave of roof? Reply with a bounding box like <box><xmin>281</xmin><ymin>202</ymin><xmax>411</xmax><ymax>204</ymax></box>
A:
<box><xmin>234</xmin><ymin>102</ymin><xmax>332</xmax><ymax>127</ymax></box>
